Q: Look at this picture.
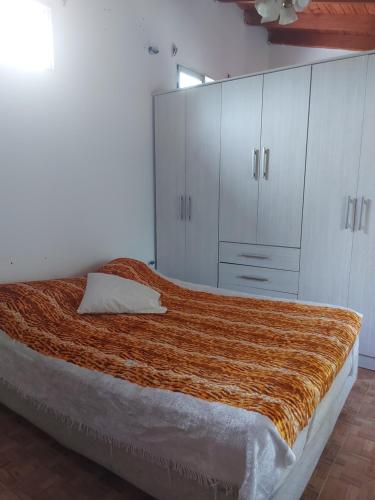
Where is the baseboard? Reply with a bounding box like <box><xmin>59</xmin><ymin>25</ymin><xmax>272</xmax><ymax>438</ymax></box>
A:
<box><xmin>359</xmin><ymin>354</ymin><xmax>375</xmax><ymax>371</ymax></box>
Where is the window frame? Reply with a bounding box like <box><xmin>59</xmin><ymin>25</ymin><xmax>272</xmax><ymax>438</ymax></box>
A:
<box><xmin>177</xmin><ymin>64</ymin><xmax>214</xmax><ymax>89</ymax></box>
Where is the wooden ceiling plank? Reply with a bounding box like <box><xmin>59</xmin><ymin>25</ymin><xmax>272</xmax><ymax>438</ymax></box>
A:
<box><xmin>217</xmin><ymin>0</ymin><xmax>375</xmax><ymax>51</ymax></box>
<box><xmin>218</xmin><ymin>0</ymin><xmax>375</xmax><ymax>3</ymax></box>
<box><xmin>268</xmin><ymin>29</ymin><xmax>375</xmax><ymax>49</ymax></box>
<box><xmin>244</xmin><ymin>7</ymin><xmax>375</xmax><ymax>34</ymax></box>
<box><xmin>236</xmin><ymin>4</ymin><xmax>375</xmax><ymax>15</ymax></box>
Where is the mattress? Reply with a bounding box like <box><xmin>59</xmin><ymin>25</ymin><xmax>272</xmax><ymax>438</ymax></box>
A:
<box><xmin>171</xmin><ymin>275</ymin><xmax>358</xmax><ymax>453</ymax></box>
<box><xmin>0</xmin><ymin>259</ymin><xmax>361</xmax><ymax>500</ymax></box>
<box><xmin>0</xmin><ymin>336</ymin><xmax>358</xmax><ymax>500</ymax></box>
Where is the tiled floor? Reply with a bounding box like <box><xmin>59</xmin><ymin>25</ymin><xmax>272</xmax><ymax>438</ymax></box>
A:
<box><xmin>0</xmin><ymin>368</ymin><xmax>374</xmax><ymax>500</ymax></box>
<box><xmin>301</xmin><ymin>368</ymin><xmax>375</xmax><ymax>500</ymax></box>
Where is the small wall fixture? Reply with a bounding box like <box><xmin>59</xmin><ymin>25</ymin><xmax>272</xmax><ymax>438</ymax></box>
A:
<box><xmin>148</xmin><ymin>46</ymin><xmax>159</xmax><ymax>55</ymax></box>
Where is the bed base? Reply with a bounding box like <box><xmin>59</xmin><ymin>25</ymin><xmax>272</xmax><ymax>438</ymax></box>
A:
<box><xmin>0</xmin><ymin>341</ymin><xmax>357</xmax><ymax>500</ymax></box>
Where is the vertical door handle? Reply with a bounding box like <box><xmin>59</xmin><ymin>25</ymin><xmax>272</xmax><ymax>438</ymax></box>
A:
<box><xmin>352</xmin><ymin>198</ymin><xmax>358</xmax><ymax>232</ymax></box>
<box><xmin>358</xmin><ymin>197</ymin><xmax>365</xmax><ymax>231</ymax></box>
<box><xmin>345</xmin><ymin>196</ymin><xmax>352</xmax><ymax>230</ymax></box>
<box><xmin>262</xmin><ymin>148</ymin><xmax>270</xmax><ymax>180</ymax></box>
<box><xmin>188</xmin><ymin>196</ymin><xmax>192</xmax><ymax>221</ymax></box>
<box><xmin>179</xmin><ymin>195</ymin><xmax>185</xmax><ymax>220</ymax></box>
<box><xmin>345</xmin><ymin>196</ymin><xmax>357</xmax><ymax>231</ymax></box>
<box><xmin>252</xmin><ymin>149</ymin><xmax>259</xmax><ymax>180</ymax></box>
<box><xmin>358</xmin><ymin>197</ymin><xmax>369</xmax><ymax>232</ymax></box>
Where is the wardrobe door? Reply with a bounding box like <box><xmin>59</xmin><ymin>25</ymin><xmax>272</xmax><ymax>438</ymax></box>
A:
<box><xmin>185</xmin><ymin>84</ymin><xmax>221</xmax><ymax>286</ymax></box>
<box><xmin>220</xmin><ymin>76</ymin><xmax>263</xmax><ymax>243</ymax></box>
<box><xmin>299</xmin><ymin>56</ymin><xmax>367</xmax><ymax>306</ymax></box>
<box><xmin>155</xmin><ymin>91</ymin><xmax>186</xmax><ymax>280</ymax></box>
<box><xmin>257</xmin><ymin>66</ymin><xmax>310</xmax><ymax>248</ymax></box>
<box><xmin>349</xmin><ymin>55</ymin><xmax>375</xmax><ymax>362</ymax></box>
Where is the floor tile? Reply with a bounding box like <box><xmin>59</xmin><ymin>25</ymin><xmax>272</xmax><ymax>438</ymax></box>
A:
<box><xmin>0</xmin><ymin>369</ymin><xmax>374</xmax><ymax>499</ymax></box>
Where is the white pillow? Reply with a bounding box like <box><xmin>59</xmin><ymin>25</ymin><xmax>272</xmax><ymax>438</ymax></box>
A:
<box><xmin>77</xmin><ymin>273</ymin><xmax>167</xmax><ymax>315</ymax></box>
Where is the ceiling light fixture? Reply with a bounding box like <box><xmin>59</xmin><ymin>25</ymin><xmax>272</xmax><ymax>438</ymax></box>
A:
<box><xmin>255</xmin><ymin>0</ymin><xmax>310</xmax><ymax>25</ymax></box>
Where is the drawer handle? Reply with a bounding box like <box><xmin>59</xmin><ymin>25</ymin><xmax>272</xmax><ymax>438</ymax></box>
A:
<box><xmin>239</xmin><ymin>253</ymin><xmax>270</xmax><ymax>260</ymax></box>
<box><xmin>237</xmin><ymin>275</ymin><xmax>269</xmax><ymax>283</ymax></box>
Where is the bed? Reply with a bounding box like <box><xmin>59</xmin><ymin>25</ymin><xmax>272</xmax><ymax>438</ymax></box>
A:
<box><xmin>0</xmin><ymin>258</ymin><xmax>362</xmax><ymax>500</ymax></box>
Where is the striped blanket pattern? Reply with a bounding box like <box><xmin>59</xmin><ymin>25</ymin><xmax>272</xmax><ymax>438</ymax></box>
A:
<box><xmin>0</xmin><ymin>258</ymin><xmax>361</xmax><ymax>446</ymax></box>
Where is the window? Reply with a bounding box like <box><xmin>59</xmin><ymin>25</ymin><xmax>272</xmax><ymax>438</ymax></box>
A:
<box><xmin>0</xmin><ymin>0</ymin><xmax>54</xmax><ymax>71</ymax></box>
<box><xmin>177</xmin><ymin>65</ymin><xmax>215</xmax><ymax>89</ymax></box>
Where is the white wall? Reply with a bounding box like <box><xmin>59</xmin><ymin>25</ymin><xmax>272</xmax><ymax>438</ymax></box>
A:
<box><xmin>0</xmin><ymin>0</ymin><xmax>268</xmax><ymax>283</ymax></box>
<box><xmin>0</xmin><ymin>0</ymin><xmax>357</xmax><ymax>284</ymax></box>
<box><xmin>268</xmin><ymin>44</ymin><xmax>353</xmax><ymax>70</ymax></box>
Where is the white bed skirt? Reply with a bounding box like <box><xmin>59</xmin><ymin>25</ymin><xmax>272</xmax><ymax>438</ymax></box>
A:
<box><xmin>0</xmin><ymin>339</ymin><xmax>358</xmax><ymax>500</ymax></box>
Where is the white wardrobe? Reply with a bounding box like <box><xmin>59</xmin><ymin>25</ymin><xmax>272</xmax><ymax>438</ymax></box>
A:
<box><xmin>300</xmin><ymin>54</ymin><xmax>375</xmax><ymax>370</ymax></box>
<box><xmin>219</xmin><ymin>66</ymin><xmax>310</xmax><ymax>298</ymax></box>
<box><xmin>154</xmin><ymin>52</ymin><xmax>375</xmax><ymax>369</ymax></box>
<box><xmin>154</xmin><ymin>84</ymin><xmax>221</xmax><ymax>287</ymax></box>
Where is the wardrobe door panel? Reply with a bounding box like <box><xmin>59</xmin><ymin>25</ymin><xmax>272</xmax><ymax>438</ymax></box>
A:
<box><xmin>155</xmin><ymin>92</ymin><xmax>186</xmax><ymax>280</ymax></box>
<box><xmin>220</xmin><ymin>76</ymin><xmax>263</xmax><ymax>243</ymax></box>
<box><xmin>349</xmin><ymin>55</ymin><xmax>375</xmax><ymax>359</ymax></box>
<box><xmin>299</xmin><ymin>56</ymin><xmax>367</xmax><ymax>306</ymax></box>
<box><xmin>257</xmin><ymin>66</ymin><xmax>310</xmax><ymax>248</ymax></box>
<box><xmin>185</xmin><ymin>84</ymin><xmax>221</xmax><ymax>286</ymax></box>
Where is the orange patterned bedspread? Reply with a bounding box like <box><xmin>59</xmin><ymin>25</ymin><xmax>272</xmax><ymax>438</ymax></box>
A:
<box><xmin>0</xmin><ymin>258</ymin><xmax>361</xmax><ymax>446</ymax></box>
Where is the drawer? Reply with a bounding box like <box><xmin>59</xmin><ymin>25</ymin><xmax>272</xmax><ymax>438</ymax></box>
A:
<box><xmin>218</xmin><ymin>283</ymin><xmax>298</xmax><ymax>300</ymax></box>
<box><xmin>219</xmin><ymin>242</ymin><xmax>300</xmax><ymax>271</ymax></box>
<box><xmin>219</xmin><ymin>263</ymin><xmax>299</xmax><ymax>294</ymax></box>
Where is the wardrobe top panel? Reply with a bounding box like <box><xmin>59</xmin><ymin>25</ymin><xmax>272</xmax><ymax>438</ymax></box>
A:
<box><xmin>153</xmin><ymin>49</ymin><xmax>374</xmax><ymax>97</ymax></box>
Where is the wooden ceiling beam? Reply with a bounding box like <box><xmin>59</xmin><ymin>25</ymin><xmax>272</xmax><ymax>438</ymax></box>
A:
<box><xmin>244</xmin><ymin>6</ymin><xmax>375</xmax><ymax>34</ymax></box>
<box><xmin>217</xmin><ymin>0</ymin><xmax>375</xmax><ymax>50</ymax></box>
<box><xmin>268</xmin><ymin>29</ymin><xmax>375</xmax><ymax>49</ymax></box>
<box><xmin>217</xmin><ymin>1</ymin><xmax>375</xmax><ymax>3</ymax></box>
